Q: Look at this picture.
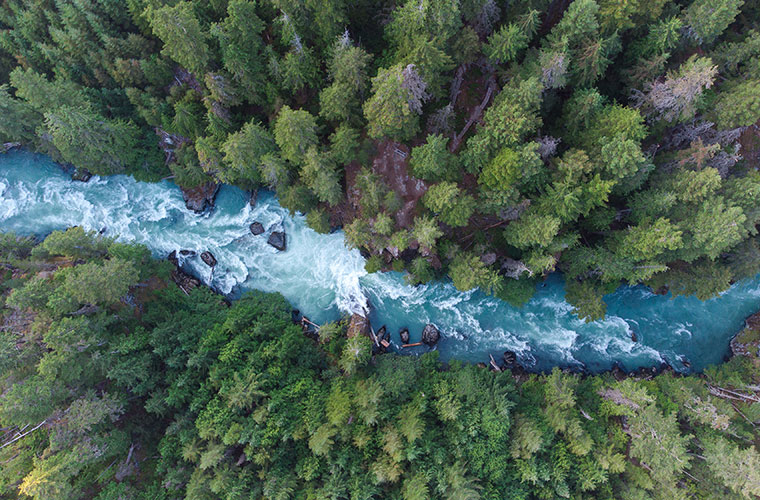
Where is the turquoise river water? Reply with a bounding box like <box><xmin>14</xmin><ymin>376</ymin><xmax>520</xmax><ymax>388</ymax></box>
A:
<box><xmin>1</xmin><ymin>151</ymin><xmax>759</xmax><ymax>372</ymax></box>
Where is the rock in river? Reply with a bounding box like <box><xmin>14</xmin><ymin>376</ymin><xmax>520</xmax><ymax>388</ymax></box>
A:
<box><xmin>399</xmin><ymin>328</ymin><xmax>410</xmax><ymax>344</ymax></box>
<box><xmin>503</xmin><ymin>350</ymin><xmax>517</xmax><ymax>367</ymax></box>
<box><xmin>267</xmin><ymin>231</ymin><xmax>286</xmax><ymax>251</ymax></box>
<box><xmin>347</xmin><ymin>313</ymin><xmax>370</xmax><ymax>338</ymax></box>
<box><xmin>421</xmin><ymin>324</ymin><xmax>440</xmax><ymax>346</ymax></box>
<box><xmin>181</xmin><ymin>181</ymin><xmax>219</xmax><ymax>213</ymax></box>
<box><xmin>72</xmin><ymin>168</ymin><xmax>92</xmax><ymax>182</ymax></box>
<box><xmin>250</xmin><ymin>222</ymin><xmax>265</xmax><ymax>235</ymax></box>
<box><xmin>201</xmin><ymin>251</ymin><xmax>217</xmax><ymax>267</ymax></box>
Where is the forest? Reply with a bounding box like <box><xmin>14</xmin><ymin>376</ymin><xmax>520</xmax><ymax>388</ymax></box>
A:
<box><xmin>3</xmin><ymin>0</ymin><xmax>760</xmax><ymax>498</ymax></box>
<box><xmin>0</xmin><ymin>228</ymin><xmax>759</xmax><ymax>499</ymax></box>
<box><xmin>2</xmin><ymin>0</ymin><xmax>760</xmax><ymax>319</ymax></box>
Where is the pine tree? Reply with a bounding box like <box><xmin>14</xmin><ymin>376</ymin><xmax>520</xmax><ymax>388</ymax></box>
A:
<box><xmin>422</xmin><ymin>182</ymin><xmax>475</xmax><ymax>227</ymax></box>
<box><xmin>149</xmin><ymin>2</ymin><xmax>210</xmax><ymax>75</ymax></box>
<box><xmin>410</xmin><ymin>134</ymin><xmax>458</xmax><ymax>182</ymax></box>
<box><xmin>44</xmin><ymin>106</ymin><xmax>141</xmax><ymax>175</ymax></box>
<box><xmin>364</xmin><ymin>64</ymin><xmax>429</xmax><ymax>141</ymax></box>
<box><xmin>220</xmin><ymin>119</ymin><xmax>277</xmax><ymax>185</ymax></box>
<box><xmin>684</xmin><ymin>0</ymin><xmax>744</xmax><ymax>45</ymax></box>
<box><xmin>273</xmin><ymin>105</ymin><xmax>319</xmax><ymax>165</ymax></box>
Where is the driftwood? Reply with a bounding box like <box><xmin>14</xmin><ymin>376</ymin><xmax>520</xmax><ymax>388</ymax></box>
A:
<box><xmin>300</xmin><ymin>317</ymin><xmax>320</xmax><ymax>330</ymax></box>
<box><xmin>401</xmin><ymin>342</ymin><xmax>423</xmax><ymax>348</ymax></box>
<box><xmin>489</xmin><ymin>354</ymin><xmax>502</xmax><ymax>372</ymax></box>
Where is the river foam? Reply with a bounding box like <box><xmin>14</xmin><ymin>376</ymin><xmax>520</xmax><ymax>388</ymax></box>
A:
<box><xmin>1</xmin><ymin>151</ymin><xmax>757</xmax><ymax>372</ymax></box>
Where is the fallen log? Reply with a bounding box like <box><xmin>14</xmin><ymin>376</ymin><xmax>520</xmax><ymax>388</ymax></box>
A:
<box><xmin>401</xmin><ymin>342</ymin><xmax>423</xmax><ymax>348</ymax></box>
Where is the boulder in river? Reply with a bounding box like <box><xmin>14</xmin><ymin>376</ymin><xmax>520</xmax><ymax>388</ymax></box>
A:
<box><xmin>250</xmin><ymin>222</ymin><xmax>265</xmax><ymax>235</ymax></box>
<box><xmin>181</xmin><ymin>181</ymin><xmax>219</xmax><ymax>213</ymax></box>
<box><xmin>399</xmin><ymin>328</ymin><xmax>410</xmax><ymax>344</ymax></box>
<box><xmin>267</xmin><ymin>231</ymin><xmax>286</xmax><ymax>251</ymax></box>
<box><xmin>72</xmin><ymin>168</ymin><xmax>92</xmax><ymax>182</ymax></box>
<box><xmin>179</xmin><ymin>249</ymin><xmax>196</xmax><ymax>257</ymax></box>
<box><xmin>167</xmin><ymin>250</ymin><xmax>179</xmax><ymax>267</ymax></box>
<box><xmin>249</xmin><ymin>189</ymin><xmax>258</xmax><ymax>207</ymax></box>
<box><xmin>421</xmin><ymin>324</ymin><xmax>440</xmax><ymax>346</ymax></box>
<box><xmin>201</xmin><ymin>251</ymin><xmax>217</xmax><ymax>267</ymax></box>
<box><xmin>377</xmin><ymin>325</ymin><xmax>387</xmax><ymax>341</ymax></box>
<box><xmin>347</xmin><ymin>313</ymin><xmax>370</xmax><ymax>338</ymax></box>
<box><xmin>502</xmin><ymin>350</ymin><xmax>517</xmax><ymax>367</ymax></box>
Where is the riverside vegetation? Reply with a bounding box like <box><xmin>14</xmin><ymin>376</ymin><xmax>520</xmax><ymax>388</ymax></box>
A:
<box><xmin>3</xmin><ymin>0</ymin><xmax>760</xmax><ymax>498</ymax></box>
<box><xmin>0</xmin><ymin>229</ymin><xmax>760</xmax><ymax>499</ymax></box>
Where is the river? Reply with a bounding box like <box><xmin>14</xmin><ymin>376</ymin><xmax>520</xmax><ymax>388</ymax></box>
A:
<box><xmin>2</xmin><ymin>150</ymin><xmax>758</xmax><ymax>372</ymax></box>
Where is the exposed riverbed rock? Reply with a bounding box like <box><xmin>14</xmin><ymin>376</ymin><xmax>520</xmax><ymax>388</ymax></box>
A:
<box><xmin>347</xmin><ymin>313</ymin><xmax>370</xmax><ymax>338</ymax></box>
<box><xmin>377</xmin><ymin>325</ymin><xmax>387</xmax><ymax>341</ymax></box>
<box><xmin>179</xmin><ymin>249</ymin><xmax>196</xmax><ymax>257</ymax></box>
<box><xmin>249</xmin><ymin>222</ymin><xmax>265</xmax><ymax>235</ymax></box>
<box><xmin>421</xmin><ymin>324</ymin><xmax>440</xmax><ymax>346</ymax></box>
<box><xmin>249</xmin><ymin>189</ymin><xmax>258</xmax><ymax>207</ymax></box>
<box><xmin>267</xmin><ymin>231</ymin><xmax>286</xmax><ymax>251</ymax></box>
<box><xmin>200</xmin><ymin>251</ymin><xmax>217</xmax><ymax>267</ymax></box>
<box><xmin>181</xmin><ymin>182</ymin><xmax>219</xmax><ymax>213</ymax></box>
<box><xmin>399</xmin><ymin>328</ymin><xmax>410</xmax><ymax>344</ymax></box>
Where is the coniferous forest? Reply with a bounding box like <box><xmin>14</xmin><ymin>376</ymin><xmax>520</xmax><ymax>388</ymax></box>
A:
<box><xmin>3</xmin><ymin>0</ymin><xmax>760</xmax><ymax>498</ymax></box>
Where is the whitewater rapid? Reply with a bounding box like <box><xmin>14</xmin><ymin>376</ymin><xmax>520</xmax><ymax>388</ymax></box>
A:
<box><xmin>2</xmin><ymin>151</ymin><xmax>759</xmax><ymax>372</ymax></box>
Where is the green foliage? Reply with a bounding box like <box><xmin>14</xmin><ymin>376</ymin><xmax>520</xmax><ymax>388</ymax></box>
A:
<box><xmin>684</xmin><ymin>0</ymin><xmax>744</xmax><ymax>46</ymax></box>
<box><xmin>449</xmin><ymin>252</ymin><xmax>501</xmax><ymax>294</ymax></box>
<box><xmin>320</xmin><ymin>36</ymin><xmax>372</xmax><ymax>123</ymax></box>
<box><xmin>329</xmin><ymin>124</ymin><xmax>361</xmax><ymax>165</ymax></box>
<box><xmin>219</xmin><ymin>119</ymin><xmax>276</xmax><ymax>185</ymax></box>
<box><xmin>709</xmin><ymin>79</ymin><xmax>760</xmax><ymax>129</ymax></box>
<box><xmin>149</xmin><ymin>2</ymin><xmax>210</xmax><ymax>75</ymax></box>
<box><xmin>410</xmin><ymin>134</ymin><xmax>458</xmax><ymax>182</ymax></box>
<box><xmin>273</xmin><ymin>105</ymin><xmax>319</xmax><ymax>166</ymax></box>
<box><xmin>411</xmin><ymin>215</ymin><xmax>443</xmax><ymax>253</ymax></box>
<box><xmin>211</xmin><ymin>0</ymin><xmax>267</xmax><ymax>104</ymax></box>
<box><xmin>484</xmin><ymin>23</ymin><xmax>529</xmax><ymax>64</ymax></box>
<box><xmin>423</xmin><ymin>182</ymin><xmax>475</xmax><ymax>227</ymax></box>
<box><xmin>0</xmin><ymin>85</ymin><xmax>40</xmax><ymax>143</ymax></box>
<box><xmin>300</xmin><ymin>147</ymin><xmax>343</xmax><ymax>205</ymax></box>
<box><xmin>306</xmin><ymin>208</ymin><xmax>331</xmax><ymax>234</ymax></box>
<box><xmin>364</xmin><ymin>64</ymin><xmax>427</xmax><ymax>141</ymax></box>
<box><xmin>45</xmin><ymin>106</ymin><xmax>142</xmax><ymax>175</ymax></box>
